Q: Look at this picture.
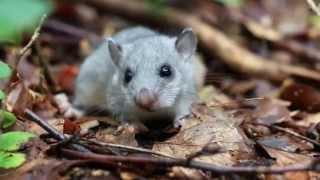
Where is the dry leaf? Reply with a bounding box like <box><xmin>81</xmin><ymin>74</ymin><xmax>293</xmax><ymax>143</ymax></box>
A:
<box><xmin>153</xmin><ymin>106</ymin><xmax>253</xmax><ymax>178</ymax></box>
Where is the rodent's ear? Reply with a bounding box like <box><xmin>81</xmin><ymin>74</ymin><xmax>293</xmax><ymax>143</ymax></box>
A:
<box><xmin>106</xmin><ymin>38</ymin><xmax>122</xmax><ymax>66</ymax></box>
<box><xmin>175</xmin><ymin>28</ymin><xmax>197</xmax><ymax>59</ymax></box>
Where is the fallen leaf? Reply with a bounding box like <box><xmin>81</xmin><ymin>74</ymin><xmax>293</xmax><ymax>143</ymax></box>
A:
<box><xmin>63</xmin><ymin>119</ymin><xmax>80</xmax><ymax>135</ymax></box>
<box><xmin>16</xmin><ymin>58</ymin><xmax>41</xmax><ymax>87</ymax></box>
<box><xmin>153</xmin><ymin>106</ymin><xmax>253</xmax><ymax>178</ymax></box>
<box><xmin>5</xmin><ymin>82</ymin><xmax>33</xmax><ymax>115</ymax></box>
<box><xmin>280</xmin><ymin>82</ymin><xmax>320</xmax><ymax>113</ymax></box>
<box><xmin>252</xmin><ymin>98</ymin><xmax>291</xmax><ymax>126</ymax></box>
<box><xmin>96</xmin><ymin>123</ymin><xmax>138</xmax><ymax>147</ymax></box>
<box><xmin>258</xmin><ymin>135</ymin><xmax>312</xmax><ymax>153</ymax></box>
<box><xmin>261</xmin><ymin>146</ymin><xmax>316</xmax><ymax>179</ymax></box>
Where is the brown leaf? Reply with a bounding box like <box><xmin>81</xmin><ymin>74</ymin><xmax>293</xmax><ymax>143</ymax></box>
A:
<box><xmin>252</xmin><ymin>98</ymin><xmax>291</xmax><ymax>126</ymax></box>
<box><xmin>154</xmin><ymin>106</ymin><xmax>252</xmax><ymax>164</ymax></box>
<box><xmin>6</xmin><ymin>82</ymin><xmax>33</xmax><ymax>115</ymax></box>
<box><xmin>17</xmin><ymin>58</ymin><xmax>41</xmax><ymax>87</ymax></box>
<box><xmin>153</xmin><ymin>106</ymin><xmax>253</xmax><ymax>178</ymax></box>
<box><xmin>258</xmin><ymin>135</ymin><xmax>313</xmax><ymax>153</ymax></box>
<box><xmin>63</xmin><ymin>119</ymin><xmax>80</xmax><ymax>134</ymax></box>
<box><xmin>96</xmin><ymin>123</ymin><xmax>138</xmax><ymax>147</ymax></box>
<box><xmin>261</xmin><ymin>146</ymin><xmax>316</xmax><ymax>180</ymax></box>
<box><xmin>280</xmin><ymin>82</ymin><xmax>320</xmax><ymax>112</ymax></box>
<box><xmin>4</xmin><ymin>159</ymin><xmax>63</xmax><ymax>180</ymax></box>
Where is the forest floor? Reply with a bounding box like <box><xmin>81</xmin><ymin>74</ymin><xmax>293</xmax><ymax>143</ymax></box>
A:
<box><xmin>2</xmin><ymin>0</ymin><xmax>320</xmax><ymax>179</ymax></box>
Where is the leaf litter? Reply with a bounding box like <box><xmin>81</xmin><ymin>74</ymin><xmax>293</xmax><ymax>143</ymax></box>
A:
<box><xmin>3</xmin><ymin>0</ymin><xmax>320</xmax><ymax>179</ymax></box>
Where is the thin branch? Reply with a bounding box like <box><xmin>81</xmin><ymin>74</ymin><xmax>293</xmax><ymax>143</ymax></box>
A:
<box><xmin>24</xmin><ymin>108</ymin><xmax>175</xmax><ymax>159</ymax></box>
<box><xmin>44</xmin><ymin>19</ymin><xmax>100</xmax><ymax>44</ymax></box>
<box><xmin>61</xmin><ymin>148</ymin><xmax>320</xmax><ymax>174</ymax></box>
<box><xmin>272</xmin><ymin>125</ymin><xmax>320</xmax><ymax>148</ymax></box>
<box><xmin>26</xmin><ymin>107</ymin><xmax>320</xmax><ymax>174</ymax></box>
<box><xmin>24</xmin><ymin>108</ymin><xmax>65</xmax><ymax>141</ymax></box>
<box><xmin>84</xmin><ymin>139</ymin><xmax>175</xmax><ymax>159</ymax></box>
<box><xmin>24</xmin><ymin>109</ymin><xmax>91</xmax><ymax>152</ymax></box>
<box><xmin>19</xmin><ymin>14</ymin><xmax>47</xmax><ymax>58</ymax></box>
<box><xmin>307</xmin><ymin>0</ymin><xmax>320</xmax><ymax>16</ymax></box>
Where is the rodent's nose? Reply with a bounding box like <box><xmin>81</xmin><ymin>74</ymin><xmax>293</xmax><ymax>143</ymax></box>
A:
<box><xmin>135</xmin><ymin>88</ymin><xmax>158</xmax><ymax>111</ymax></box>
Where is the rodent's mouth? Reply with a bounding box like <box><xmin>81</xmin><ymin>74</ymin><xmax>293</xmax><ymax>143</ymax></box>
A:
<box><xmin>136</xmin><ymin>103</ymin><xmax>157</xmax><ymax>112</ymax></box>
<box><xmin>135</xmin><ymin>100</ymin><xmax>162</xmax><ymax>112</ymax></box>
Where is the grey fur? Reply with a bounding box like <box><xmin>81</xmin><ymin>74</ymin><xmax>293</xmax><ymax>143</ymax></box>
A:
<box><xmin>74</xmin><ymin>26</ymin><xmax>199</xmax><ymax>127</ymax></box>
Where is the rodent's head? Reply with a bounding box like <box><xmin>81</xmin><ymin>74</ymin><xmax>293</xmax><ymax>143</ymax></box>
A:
<box><xmin>107</xmin><ymin>28</ymin><xmax>197</xmax><ymax>112</ymax></box>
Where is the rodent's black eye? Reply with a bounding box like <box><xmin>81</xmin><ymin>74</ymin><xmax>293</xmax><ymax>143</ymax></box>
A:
<box><xmin>159</xmin><ymin>64</ymin><xmax>172</xmax><ymax>78</ymax></box>
<box><xmin>124</xmin><ymin>68</ymin><xmax>134</xmax><ymax>84</ymax></box>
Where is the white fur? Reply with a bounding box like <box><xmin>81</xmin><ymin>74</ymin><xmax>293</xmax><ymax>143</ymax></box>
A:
<box><xmin>74</xmin><ymin>27</ymin><xmax>199</xmax><ymax>127</ymax></box>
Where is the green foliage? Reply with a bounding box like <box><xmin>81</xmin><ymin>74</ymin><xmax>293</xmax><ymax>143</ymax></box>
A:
<box><xmin>0</xmin><ymin>61</ymin><xmax>12</xmax><ymax>79</ymax></box>
<box><xmin>0</xmin><ymin>151</ymin><xmax>26</xmax><ymax>169</ymax></box>
<box><xmin>1</xmin><ymin>111</ymin><xmax>17</xmax><ymax>129</ymax></box>
<box><xmin>215</xmin><ymin>0</ymin><xmax>244</xmax><ymax>7</ymax></box>
<box><xmin>0</xmin><ymin>131</ymin><xmax>35</xmax><ymax>169</ymax></box>
<box><xmin>0</xmin><ymin>60</ymin><xmax>16</xmax><ymax>129</ymax></box>
<box><xmin>0</xmin><ymin>131</ymin><xmax>35</xmax><ymax>151</ymax></box>
<box><xmin>0</xmin><ymin>0</ymin><xmax>53</xmax><ymax>43</ymax></box>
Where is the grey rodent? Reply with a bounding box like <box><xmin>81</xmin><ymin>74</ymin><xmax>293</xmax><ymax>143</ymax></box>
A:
<box><xmin>71</xmin><ymin>27</ymin><xmax>201</xmax><ymax>127</ymax></box>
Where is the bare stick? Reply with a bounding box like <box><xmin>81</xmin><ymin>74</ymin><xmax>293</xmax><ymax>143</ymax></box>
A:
<box><xmin>84</xmin><ymin>139</ymin><xmax>175</xmax><ymax>159</ymax></box>
<box><xmin>19</xmin><ymin>15</ymin><xmax>47</xmax><ymax>58</ymax></box>
<box><xmin>307</xmin><ymin>0</ymin><xmax>320</xmax><ymax>16</ymax></box>
<box><xmin>272</xmin><ymin>125</ymin><xmax>320</xmax><ymax>148</ymax></box>
<box><xmin>24</xmin><ymin>108</ymin><xmax>175</xmax><ymax>158</ymax></box>
<box><xmin>44</xmin><ymin>19</ymin><xmax>100</xmax><ymax>42</ymax></box>
<box><xmin>61</xmin><ymin>148</ymin><xmax>320</xmax><ymax>174</ymax></box>
<box><xmin>24</xmin><ymin>108</ymin><xmax>65</xmax><ymax>141</ymax></box>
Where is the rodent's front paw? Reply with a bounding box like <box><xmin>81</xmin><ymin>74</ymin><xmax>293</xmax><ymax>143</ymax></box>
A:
<box><xmin>54</xmin><ymin>93</ymin><xmax>84</xmax><ymax>118</ymax></box>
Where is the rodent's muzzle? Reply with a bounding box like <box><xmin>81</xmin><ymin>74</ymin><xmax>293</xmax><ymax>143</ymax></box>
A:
<box><xmin>135</xmin><ymin>88</ymin><xmax>158</xmax><ymax>111</ymax></box>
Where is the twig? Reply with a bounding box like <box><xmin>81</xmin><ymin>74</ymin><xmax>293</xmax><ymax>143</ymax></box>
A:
<box><xmin>307</xmin><ymin>0</ymin><xmax>320</xmax><ymax>16</ymax></box>
<box><xmin>18</xmin><ymin>109</ymin><xmax>320</xmax><ymax>174</ymax></box>
<box><xmin>83</xmin><ymin>0</ymin><xmax>320</xmax><ymax>82</ymax></box>
<box><xmin>24</xmin><ymin>109</ymin><xmax>92</xmax><ymax>152</ymax></box>
<box><xmin>19</xmin><ymin>15</ymin><xmax>47</xmax><ymax>58</ymax></box>
<box><xmin>61</xmin><ymin>148</ymin><xmax>320</xmax><ymax>174</ymax></box>
<box><xmin>23</xmin><ymin>108</ymin><xmax>176</xmax><ymax>158</ymax></box>
<box><xmin>230</xmin><ymin>10</ymin><xmax>320</xmax><ymax>63</ymax></box>
<box><xmin>271</xmin><ymin>125</ymin><xmax>320</xmax><ymax>148</ymax></box>
<box><xmin>84</xmin><ymin>139</ymin><xmax>175</xmax><ymax>159</ymax></box>
<box><xmin>44</xmin><ymin>19</ymin><xmax>100</xmax><ymax>44</ymax></box>
<box><xmin>24</xmin><ymin>108</ymin><xmax>65</xmax><ymax>141</ymax></box>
